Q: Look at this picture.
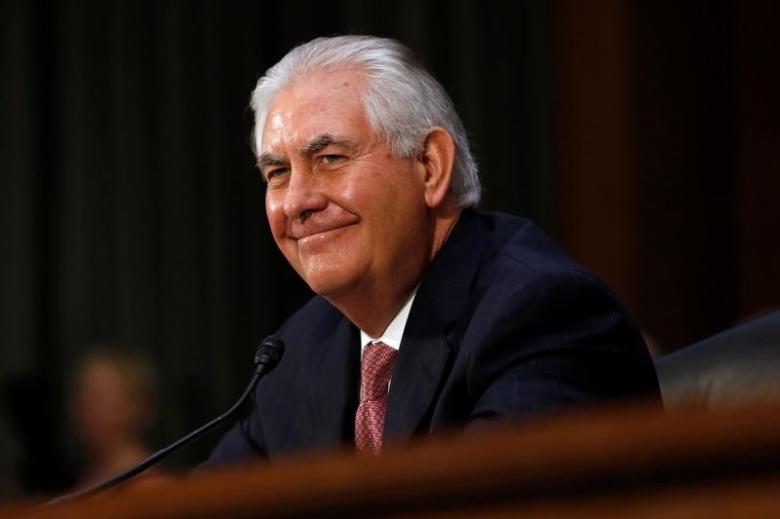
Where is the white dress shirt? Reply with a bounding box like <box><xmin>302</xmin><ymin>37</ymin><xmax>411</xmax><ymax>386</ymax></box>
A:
<box><xmin>359</xmin><ymin>289</ymin><xmax>418</xmax><ymax>354</ymax></box>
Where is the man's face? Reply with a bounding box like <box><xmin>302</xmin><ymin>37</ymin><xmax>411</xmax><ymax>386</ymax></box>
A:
<box><xmin>259</xmin><ymin>69</ymin><xmax>431</xmax><ymax>301</ymax></box>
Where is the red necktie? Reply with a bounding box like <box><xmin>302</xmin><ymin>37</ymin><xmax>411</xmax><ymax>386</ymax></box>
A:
<box><xmin>355</xmin><ymin>342</ymin><xmax>397</xmax><ymax>454</ymax></box>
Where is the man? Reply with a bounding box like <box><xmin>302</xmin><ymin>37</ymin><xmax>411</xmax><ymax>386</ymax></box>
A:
<box><xmin>207</xmin><ymin>35</ymin><xmax>659</xmax><ymax>463</ymax></box>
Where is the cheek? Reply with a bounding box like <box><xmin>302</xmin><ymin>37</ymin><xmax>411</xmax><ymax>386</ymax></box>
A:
<box><xmin>265</xmin><ymin>193</ymin><xmax>286</xmax><ymax>239</ymax></box>
<box><xmin>332</xmin><ymin>169</ymin><xmax>382</xmax><ymax>217</ymax></box>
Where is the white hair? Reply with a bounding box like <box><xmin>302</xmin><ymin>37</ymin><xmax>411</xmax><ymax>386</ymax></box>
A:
<box><xmin>250</xmin><ymin>35</ymin><xmax>481</xmax><ymax>208</ymax></box>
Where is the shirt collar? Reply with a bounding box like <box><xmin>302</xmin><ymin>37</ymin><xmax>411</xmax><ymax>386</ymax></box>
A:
<box><xmin>359</xmin><ymin>288</ymin><xmax>418</xmax><ymax>352</ymax></box>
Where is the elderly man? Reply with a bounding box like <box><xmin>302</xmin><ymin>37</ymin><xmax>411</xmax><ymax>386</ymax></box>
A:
<box><xmin>207</xmin><ymin>35</ymin><xmax>659</xmax><ymax>462</ymax></box>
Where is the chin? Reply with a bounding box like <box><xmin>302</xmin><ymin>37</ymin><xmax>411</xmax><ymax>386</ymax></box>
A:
<box><xmin>302</xmin><ymin>268</ymin><xmax>361</xmax><ymax>299</ymax></box>
<box><xmin>305</xmin><ymin>277</ymin><xmax>351</xmax><ymax>298</ymax></box>
<box><xmin>296</xmin><ymin>252</ymin><xmax>364</xmax><ymax>295</ymax></box>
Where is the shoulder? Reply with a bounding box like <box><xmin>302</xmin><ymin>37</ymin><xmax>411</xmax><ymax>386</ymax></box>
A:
<box><xmin>272</xmin><ymin>295</ymin><xmax>347</xmax><ymax>362</ymax></box>
<box><xmin>478</xmin><ymin>211</ymin><xmax>579</xmax><ymax>274</ymax></box>
<box><xmin>454</xmin><ymin>212</ymin><xmax>656</xmax><ymax>383</ymax></box>
<box><xmin>278</xmin><ymin>295</ymin><xmax>343</xmax><ymax>338</ymax></box>
<box><xmin>471</xmin><ymin>211</ymin><xmax>618</xmax><ymax>304</ymax></box>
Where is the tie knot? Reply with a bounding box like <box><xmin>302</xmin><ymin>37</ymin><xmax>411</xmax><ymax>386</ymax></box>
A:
<box><xmin>360</xmin><ymin>342</ymin><xmax>397</xmax><ymax>401</ymax></box>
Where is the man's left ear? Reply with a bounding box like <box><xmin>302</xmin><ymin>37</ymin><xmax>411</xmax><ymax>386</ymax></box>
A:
<box><xmin>418</xmin><ymin>127</ymin><xmax>456</xmax><ymax>209</ymax></box>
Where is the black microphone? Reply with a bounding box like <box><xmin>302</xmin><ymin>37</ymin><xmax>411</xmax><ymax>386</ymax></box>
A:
<box><xmin>46</xmin><ymin>335</ymin><xmax>285</xmax><ymax>505</ymax></box>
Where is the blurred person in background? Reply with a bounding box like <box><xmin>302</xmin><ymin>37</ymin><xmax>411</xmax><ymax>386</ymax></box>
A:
<box><xmin>68</xmin><ymin>347</ymin><xmax>165</xmax><ymax>491</ymax></box>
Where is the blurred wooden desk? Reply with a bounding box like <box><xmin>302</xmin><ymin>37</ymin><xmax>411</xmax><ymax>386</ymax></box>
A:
<box><xmin>4</xmin><ymin>402</ymin><xmax>780</xmax><ymax>518</ymax></box>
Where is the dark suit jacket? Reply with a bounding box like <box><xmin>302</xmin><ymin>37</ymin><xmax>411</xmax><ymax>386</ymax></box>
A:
<box><xmin>206</xmin><ymin>210</ymin><xmax>660</xmax><ymax>464</ymax></box>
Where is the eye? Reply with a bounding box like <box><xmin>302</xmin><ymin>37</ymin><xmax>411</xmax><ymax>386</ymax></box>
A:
<box><xmin>321</xmin><ymin>154</ymin><xmax>346</xmax><ymax>165</ymax></box>
<box><xmin>264</xmin><ymin>167</ymin><xmax>289</xmax><ymax>183</ymax></box>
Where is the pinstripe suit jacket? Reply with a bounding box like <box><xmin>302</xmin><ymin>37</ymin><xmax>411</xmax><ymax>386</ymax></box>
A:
<box><xmin>206</xmin><ymin>210</ymin><xmax>660</xmax><ymax>463</ymax></box>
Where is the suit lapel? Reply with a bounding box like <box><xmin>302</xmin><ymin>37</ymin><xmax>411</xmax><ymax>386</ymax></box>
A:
<box><xmin>384</xmin><ymin>210</ymin><xmax>487</xmax><ymax>443</ymax></box>
<box><xmin>304</xmin><ymin>310</ymin><xmax>360</xmax><ymax>449</ymax></box>
<box><xmin>383</xmin><ymin>314</ymin><xmax>451</xmax><ymax>443</ymax></box>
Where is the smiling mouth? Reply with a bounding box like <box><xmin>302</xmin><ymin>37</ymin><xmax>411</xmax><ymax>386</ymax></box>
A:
<box><xmin>294</xmin><ymin>222</ymin><xmax>357</xmax><ymax>244</ymax></box>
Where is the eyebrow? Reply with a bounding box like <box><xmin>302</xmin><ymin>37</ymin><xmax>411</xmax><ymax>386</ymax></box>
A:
<box><xmin>256</xmin><ymin>152</ymin><xmax>286</xmax><ymax>172</ymax></box>
<box><xmin>256</xmin><ymin>134</ymin><xmax>358</xmax><ymax>175</ymax></box>
<box><xmin>299</xmin><ymin>133</ymin><xmax>358</xmax><ymax>156</ymax></box>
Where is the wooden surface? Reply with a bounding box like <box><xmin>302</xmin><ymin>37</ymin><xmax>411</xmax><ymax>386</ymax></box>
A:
<box><xmin>4</xmin><ymin>402</ymin><xmax>780</xmax><ymax>517</ymax></box>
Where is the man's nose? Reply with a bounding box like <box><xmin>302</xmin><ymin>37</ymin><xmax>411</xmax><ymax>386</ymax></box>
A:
<box><xmin>283</xmin><ymin>167</ymin><xmax>327</xmax><ymax>219</ymax></box>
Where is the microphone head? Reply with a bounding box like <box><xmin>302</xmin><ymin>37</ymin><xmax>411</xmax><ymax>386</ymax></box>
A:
<box><xmin>254</xmin><ymin>335</ymin><xmax>285</xmax><ymax>370</ymax></box>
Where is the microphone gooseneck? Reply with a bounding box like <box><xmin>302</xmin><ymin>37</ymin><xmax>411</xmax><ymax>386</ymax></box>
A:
<box><xmin>47</xmin><ymin>335</ymin><xmax>285</xmax><ymax>506</ymax></box>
